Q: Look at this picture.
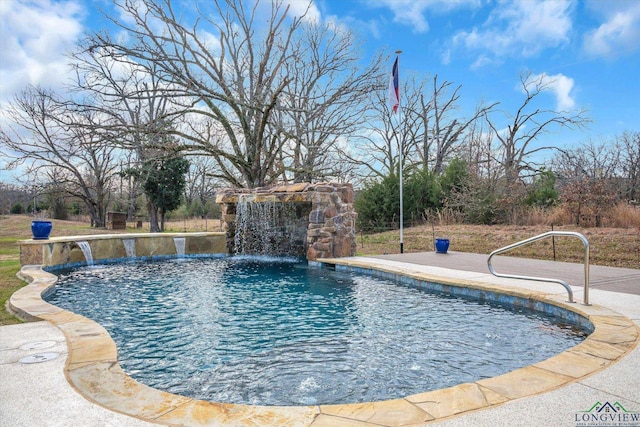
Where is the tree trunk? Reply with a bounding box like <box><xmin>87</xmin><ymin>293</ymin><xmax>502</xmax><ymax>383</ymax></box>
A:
<box><xmin>93</xmin><ymin>214</ymin><xmax>106</xmax><ymax>228</ymax></box>
<box><xmin>148</xmin><ymin>201</ymin><xmax>160</xmax><ymax>232</ymax></box>
<box><xmin>87</xmin><ymin>204</ymin><xmax>104</xmax><ymax>228</ymax></box>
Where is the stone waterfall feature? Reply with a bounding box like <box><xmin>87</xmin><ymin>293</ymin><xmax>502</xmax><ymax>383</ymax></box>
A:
<box><xmin>216</xmin><ymin>183</ymin><xmax>357</xmax><ymax>260</ymax></box>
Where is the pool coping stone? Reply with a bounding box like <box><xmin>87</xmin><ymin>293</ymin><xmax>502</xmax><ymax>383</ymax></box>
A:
<box><xmin>7</xmin><ymin>257</ymin><xmax>640</xmax><ymax>427</ymax></box>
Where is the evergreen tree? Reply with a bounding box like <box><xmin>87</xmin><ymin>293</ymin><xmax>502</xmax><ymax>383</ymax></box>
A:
<box><xmin>525</xmin><ymin>168</ymin><xmax>559</xmax><ymax>207</ymax></box>
<box><xmin>354</xmin><ymin>175</ymin><xmax>400</xmax><ymax>231</ymax></box>
<box><xmin>142</xmin><ymin>156</ymin><xmax>190</xmax><ymax>231</ymax></box>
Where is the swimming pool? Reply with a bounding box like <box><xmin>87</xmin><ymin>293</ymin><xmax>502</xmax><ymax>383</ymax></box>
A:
<box><xmin>44</xmin><ymin>256</ymin><xmax>587</xmax><ymax>406</ymax></box>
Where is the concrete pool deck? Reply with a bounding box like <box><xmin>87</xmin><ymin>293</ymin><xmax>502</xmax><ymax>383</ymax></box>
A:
<box><xmin>1</xmin><ymin>252</ymin><xmax>639</xmax><ymax>426</ymax></box>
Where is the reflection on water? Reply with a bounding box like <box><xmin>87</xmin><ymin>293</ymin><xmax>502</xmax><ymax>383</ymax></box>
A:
<box><xmin>46</xmin><ymin>257</ymin><xmax>586</xmax><ymax>406</ymax></box>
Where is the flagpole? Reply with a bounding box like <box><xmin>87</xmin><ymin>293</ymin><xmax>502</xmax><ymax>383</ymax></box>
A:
<box><xmin>395</xmin><ymin>50</ymin><xmax>403</xmax><ymax>254</ymax></box>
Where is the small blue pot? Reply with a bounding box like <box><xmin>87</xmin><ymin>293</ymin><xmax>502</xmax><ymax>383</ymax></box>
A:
<box><xmin>435</xmin><ymin>238</ymin><xmax>450</xmax><ymax>254</ymax></box>
<box><xmin>31</xmin><ymin>220</ymin><xmax>52</xmax><ymax>240</ymax></box>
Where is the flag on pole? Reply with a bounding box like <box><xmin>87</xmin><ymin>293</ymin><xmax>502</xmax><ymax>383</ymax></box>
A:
<box><xmin>388</xmin><ymin>56</ymin><xmax>399</xmax><ymax>113</ymax></box>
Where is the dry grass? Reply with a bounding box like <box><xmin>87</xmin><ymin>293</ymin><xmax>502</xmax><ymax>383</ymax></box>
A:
<box><xmin>607</xmin><ymin>203</ymin><xmax>640</xmax><ymax>228</ymax></box>
<box><xmin>522</xmin><ymin>202</ymin><xmax>640</xmax><ymax>228</ymax></box>
<box><xmin>357</xmin><ymin>223</ymin><xmax>640</xmax><ymax>269</ymax></box>
<box><xmin>162</xmin><ymin>218</ymin><xmax>224</xmax><ymax>232</ymax></box>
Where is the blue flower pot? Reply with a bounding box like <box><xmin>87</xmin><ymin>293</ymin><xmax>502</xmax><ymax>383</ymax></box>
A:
<box><xmin>31</xmin><ymin>220</ymin><xmax>52</xmax><ymax>240</ymax></box>
<box><xmin>435</xmin><ymin>238</ymin><xmax>449</xmax><ymax>254</ymax></box>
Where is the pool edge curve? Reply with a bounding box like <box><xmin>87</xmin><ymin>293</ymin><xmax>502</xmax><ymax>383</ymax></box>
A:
<box><xmin>10</xmin><ymin>257</ymin><xmax>639</xmax><ymax>427</ymax></box>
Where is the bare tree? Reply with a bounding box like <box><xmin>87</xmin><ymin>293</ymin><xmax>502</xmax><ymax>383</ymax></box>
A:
<box><xmin>70</xmin><ymin>48</ymin><xmax>175</xmax><ymax>155</ymax></box>
<box><xmin>617</xmin><ymin>131</ymin><xmax>640</xmax><ymax>201</ymax></box>
<box><xmin>113</xmin><ymin>150</ymin><xmax>141</xmax><ymax>222</ymax></box>
<box><xmin>0</xmin><ymin>87</ymin><xmax>118</xmax><ymax>227</ymax></box>
<box><xmin>344</xmin><ymin>74</ymin><xmax>426</xmax><ymax>179</ymax></box>
<box><xmin>486</xmin><ymin>72</ymin><xmax>589</xmax><ymax>182</ymax></box>
<box><xmin>426</xmin><ymin>76</ymin><xmax>498</xmax><ymax>174</ymax></box>
<box><xmin>0</xmin><ymin>183</ymin><xmax>30</xmax><ymax>215</ymax></box>
<box><xmin>347</xmin><ymin>73</ymin><xmax>493</xmax><ymax>180</ymax></box>
<box><xmin>82</xmin><ymin>0</ymin><xmax>299</xmax><ymax>187</ymax></box>
<box><xmin>183</xmin><ymin>156</ymin><xmax>220</xmax><ymax>218</ymax></box>
<box><xmin>86</xmin><ymin>0</ymin><xmax>382</xmax><ymax>188</ymax></box>
<box><xmin>69</xmin><ymin>45</ymin><xmax>185</xmax><ymax>231</ymax></box>
<box><xmin>459</xmin><ymin>117</ymin><xmax>502</xmax><ymax>181</ymax></box>
<box><xmin>443</xmin><ymin>117</ymin><xmax>508</xmax><ymax>224</ymax></box>
<box><xmin>83</xmin><ymin>0</ymin><xmax>276</xmax><ymax>187</ymax></box>
<box><xmin>276</xmin><ymin>22</ymin><xmax>384</xmax><ymax>182</ymax></box>
<box><xmin>553</xmin><ymin>139</ymin><xmax>621</xmax><ymax>226</ymax></box>
<box><xmin>553</xmin><ymin>138</ymin><xmax>621</xmax><ymax>181</ymax></box>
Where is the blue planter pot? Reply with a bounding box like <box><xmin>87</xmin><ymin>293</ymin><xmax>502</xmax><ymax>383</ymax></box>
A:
<box><xmin>31</xmin><ymin>220</ymin><xmax>52</xmax><ymax>240</ymax></box>
<box><xmin>435</xmin><ymin>238</ymin><xmax>450</xmax><ymax>254</ymax></box>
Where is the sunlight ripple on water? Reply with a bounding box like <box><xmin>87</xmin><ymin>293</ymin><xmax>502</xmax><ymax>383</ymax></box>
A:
<box><xmin>45</xmin><ymin>257</ymin><xmax>586</xmax><ymax>406</ymax></box>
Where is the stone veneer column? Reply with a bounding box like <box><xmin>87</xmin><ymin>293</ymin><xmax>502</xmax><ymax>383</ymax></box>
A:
<box><xmin>216</xmin><ymin>183</ymin><xmax>357</xmax><ymax>261</ymax></box>
<box><xmin>305</xmin><ymin>183</ymin><xmax>357</xmax><ymax>260</ymax></box>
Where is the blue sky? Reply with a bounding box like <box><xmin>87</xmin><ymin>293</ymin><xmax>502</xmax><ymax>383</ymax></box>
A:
<box><xmin>1</xmin><ymin>0</ymin><xmax>639</xmax><ymax>182</ymax></box>
<box><xmin>335</xmin><ymin>0</ymin><xmax>639</xmax><ymax>143</ymax></box>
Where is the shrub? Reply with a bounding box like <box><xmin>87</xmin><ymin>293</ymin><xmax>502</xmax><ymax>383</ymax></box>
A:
<box><xmin>525</xmin><ymin>169</ymin><xmax>559</xmax><ymax>207</ymax></box>
<box><xmin>355</xmin><ymin>175</ymin><xmax>401</xmax><ymax>231</ymax></box>
<box><xmin>10</xmin><ymin>203</ymin><xmax>24</xmax><ymax>214</ymax></box>
<box><xmin>356</xmin><ymin>168</ymin><xmax>448</xmax><ymax>230</ymax></box>
<box><xmin>403</xmin><ymin>169</ymin><xmax>442</xmax><ymax>223</ymax></box>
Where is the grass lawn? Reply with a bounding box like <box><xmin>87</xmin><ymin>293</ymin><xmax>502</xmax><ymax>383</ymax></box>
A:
<box><xmin>0</xmin><ymin>215</ymin><xmax>135</xmax><ymax>325</ymax></box>
<box><xmin>1</xmin><ymin>214</ymin><xmax>638</xmax><ymax>326</ymax></box>
<box><xmin>0</xmin><ymin>258</ymin><xmax>22</xmax><ymax>325</ymax></box>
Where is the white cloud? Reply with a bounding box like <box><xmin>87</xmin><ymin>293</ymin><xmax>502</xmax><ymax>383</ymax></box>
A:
<box><xmin>470</xmin><ymin>55</ymin><xmax>495</xmax><ymax>70</ymax></box>
<box><xmin>453</xmin><ymin>0</ymin><xmax>574</xmax><ymax>65</ymax></box>
<box><xmin>583</xmin><ymin>2</ymin><xmax>640</xmax><ymax>58</ymax></box>
<box><xmin>441</xmin><ymin>48</ymin><xmax>451</xmax><ymax>65</ymax></box>
<box><xmin>370</xmin><ymin>0</ymin><xmax>480</xmax><ymax>33</ymax></box>
<box><xmin>196</xmin><ymin>29</ymin><xmax>221</xmax><ymax>53</ymax></box>
<box><xmin>324</xmin><ymin>14</ymin><xmax>352</xmax><ymax>34</ymax></box>
<box><xmin>525</xmin><ymin>72</ymin><xmax>576</xmax><ymax>111</ymax></box>
<box><xmin>0</xmin><ymin>0</ymin><xmax>85</xmax><ymax>103</ymax></box>
<box><xmin>366</xmin><ymin>18</ymin><xmax>382</xmax><ymax>40</ymax></box>
<box><xmin>379</xmin><ymin>0</ymin><xmax>430</xmax><ymax>33</ymax></box>
<box><xmin>284</xmin><ymin>0</ymin><xmax>321</xmax><ymax>23</ymax></box>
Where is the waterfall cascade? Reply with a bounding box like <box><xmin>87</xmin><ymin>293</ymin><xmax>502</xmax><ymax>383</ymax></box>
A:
<box><xmin>77</xmin><ymin>241</ymin><xmax>94</xmax><ymax>266</ymax></box>
<box><xmin>122</xmin><ymin>239</ymin><xmax>136</xmax><ymax>258</ymax></box>
<box><xmin>234</xmin><ymin>199</ymin><xmax>306</xmax><ymax>256</ymax></box>
<box><xmin>217</xmin><ymin>183</ymin><xmax>357</xmax><ymax>260</ymax></box>
<box><xmin>173</xmin><ymin>237</ymin><xmax>186</xmax><ymax>258</ymax></box>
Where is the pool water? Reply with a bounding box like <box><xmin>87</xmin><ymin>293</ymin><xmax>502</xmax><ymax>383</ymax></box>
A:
<box><xmin>45</xmin><ymin>257</ymin><xmax>587</xmax><ymax>406</ymax></box>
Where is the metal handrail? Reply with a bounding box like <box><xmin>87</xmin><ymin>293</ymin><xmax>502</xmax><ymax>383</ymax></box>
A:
<box><xmin>487</xmin><ymin>231</ymin><xmax>590</xmax><ymax>305</ymax></box>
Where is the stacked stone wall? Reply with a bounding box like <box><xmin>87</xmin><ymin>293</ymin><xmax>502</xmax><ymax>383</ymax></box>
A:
<box><xmin>216</xmin><ymin>183</ymin><xmax>357</xmax><ymax>260</ymax></box>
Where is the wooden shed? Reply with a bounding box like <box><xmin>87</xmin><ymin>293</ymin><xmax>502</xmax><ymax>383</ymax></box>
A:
<box><xmin>106</xmin><ymin>212</ymin><xmax>127</xmax><ymax>230</ymax></box>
